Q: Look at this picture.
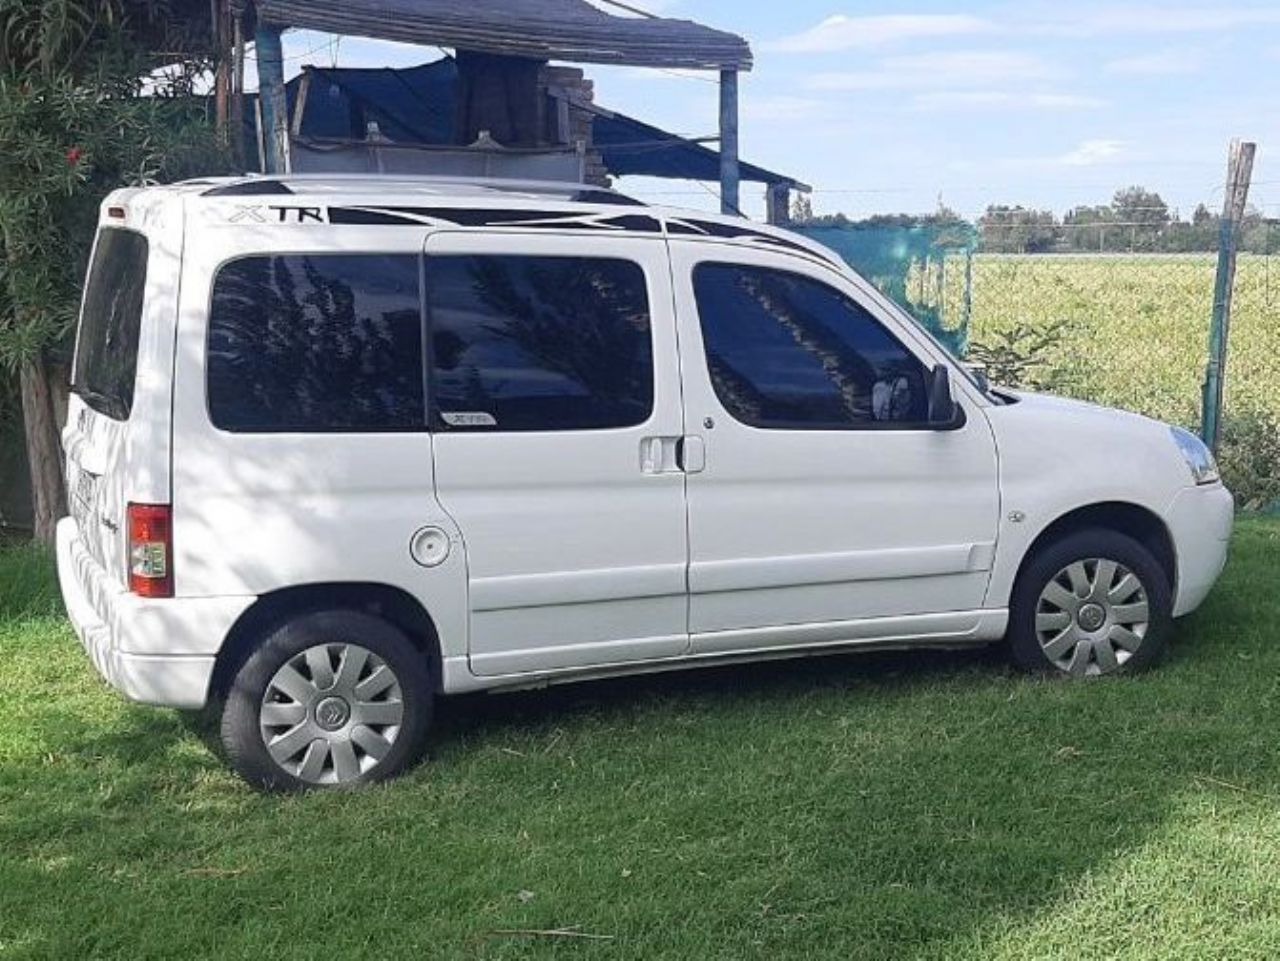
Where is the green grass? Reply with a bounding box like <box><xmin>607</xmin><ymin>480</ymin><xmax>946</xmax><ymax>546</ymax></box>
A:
<box><xmin>959</xmin><ymin>254</ymin><xmax>1280</xmax><ymax>426</ymax></box>
<box><xmin>3</xmin><ymin>520</ymin><xmax>1280</xmax><ymax>959</ymax></box>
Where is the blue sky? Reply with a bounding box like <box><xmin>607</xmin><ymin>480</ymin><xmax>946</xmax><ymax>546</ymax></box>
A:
<box><xmin>266</xmin><ymin>1</ymin><xmax>1280</xmax><ymax>220</ymax></box>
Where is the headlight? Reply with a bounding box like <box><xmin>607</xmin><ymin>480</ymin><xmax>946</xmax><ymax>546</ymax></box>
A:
<box><xmin>1169</xmin><ymin>426</ymin><xmax>1219</xmax><ymax>485</ymax></box>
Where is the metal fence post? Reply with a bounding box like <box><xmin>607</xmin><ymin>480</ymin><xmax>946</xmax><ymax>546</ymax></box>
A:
<box><xmin>1202</xmin><ymin>139</ymin><xmax>1256</xmax><ymax>452</ymax></box>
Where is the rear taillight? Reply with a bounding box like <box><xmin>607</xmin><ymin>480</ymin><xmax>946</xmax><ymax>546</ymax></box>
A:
<box><xmin>127</xmin><ymin>503</ymin><xmax>172</xmax><ymax>597</ymax></box>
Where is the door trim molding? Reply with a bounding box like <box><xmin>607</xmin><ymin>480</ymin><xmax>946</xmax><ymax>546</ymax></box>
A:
<box><xmin>689</xmin><ymin>542</ymin><xmax>995</xmax><ymax>595</ymax></box>
<box><xmin>470</xmin><ymin>562</ymin><xmax>688</xmax><ymax>612</ymax></box>
<box><xmin>442</xmin><ymin>608</ymin><xmax>1010</xmax><ymax>693</ymax></box>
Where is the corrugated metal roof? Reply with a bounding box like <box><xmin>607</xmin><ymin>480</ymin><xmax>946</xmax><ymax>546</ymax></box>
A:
<box><xmin>241</xmin><ymin>0</ymin><xmax>752</xmax><ymax>70</ymax></box>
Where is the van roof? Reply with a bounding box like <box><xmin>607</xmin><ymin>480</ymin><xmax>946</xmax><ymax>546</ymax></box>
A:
<box><xmin>189</xmin><ymin>173</ymin><xmax>643</xmax><ymax>206</ymax></box>
<box><xmin>106</xmin><ymin>174</ymin><xmax>842</xmax><ymax>269</ymax></box>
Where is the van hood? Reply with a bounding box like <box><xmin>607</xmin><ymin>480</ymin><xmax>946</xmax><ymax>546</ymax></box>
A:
<box><xmin>983</xmin><ymin>388</ymin><xmax>1196</xmax><ymax>502</ymax></box>
<box><xmin>1000</xmin><ymin>389</ymin><xmax>1162</xmax><ymax>429</ymax></box>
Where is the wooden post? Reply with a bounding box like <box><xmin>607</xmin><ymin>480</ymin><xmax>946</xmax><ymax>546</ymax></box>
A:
<box><xmin>292</xmin><ymin>69</ymin><xmax>312</xmax><ymax>138</ymax></box>
<box><xmin>765</xmin><ymin>183</ymin><xmax>791</xmax><ymax>225</ymax></box>
<box><xmin>230</xmin><ymin>13</ymin><xmax>245</xmax><ymax>168</ymax></box>
<box><xmin>718</xmin><ymin>69</ymin><xmax>739</xmax><ymax>216</ymax></box>
<box><xmin>1201</xmin><ymin>138</ymin><xmax>1256</xmax><ymax>452</ymax></box>
<box><xmin>211</xmin><ymin>0</ymin><xmax>229</xmax><ymax>142</ymax></box>
<box><xmin>255</xmin><ymin>24</ymin><xmax>288</xmax><ymax>174</ymax></box>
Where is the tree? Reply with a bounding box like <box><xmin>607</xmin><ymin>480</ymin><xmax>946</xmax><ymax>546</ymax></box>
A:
<box><xmin>0</xmin><ymin>0</ymin><xmax>225</xmax><ymax>542</ymax></box>
<box><xmin>789</xmin><ymin>193</ymin><xmax>815</xmax><ymax>224</ymax></box>
<box><xmin>1111</xmin><ymin>186</ymin><xmax>1169</xmax><ymax>250</ymax></box>
<box><xmin>977</xmin><ymin>205</ymin><xmax>1058</xmax><ymax>253</ymax></box>
<box><xmin>1062</xmin><ymin>204</ymin><xmax>1115</xmax><ymax>252</ymax></box>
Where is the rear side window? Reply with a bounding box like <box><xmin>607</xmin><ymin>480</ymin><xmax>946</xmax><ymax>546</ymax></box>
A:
<box><xmin>427</xmin><ymin>255</ymin><xmax>653</xmax><ymax>431</ymax></box>
<box><xmin>693</xmin><ymin>263</ymin><xmax>929</xmax><ymax>429</ymax></box>
<box><xmin>207</xmin><ymin>254</ymin><xmax>424</xmax><ymax>432</ymax></box>
<box><xmin>73</xmin><ymin>228</ymin><xmax>149</xmax><ymax>420</ymax></box>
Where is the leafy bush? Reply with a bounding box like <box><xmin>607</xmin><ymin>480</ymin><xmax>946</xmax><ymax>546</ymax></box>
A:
<box><xmin>966</xmin><ymin>318</ymin><xmax>1074</xmax><ymax>390</ymax></box>
<box><xmin>1217</xmin><ymin>412</ymin><xmax>1280</xmax><ymax>512</ymax></box>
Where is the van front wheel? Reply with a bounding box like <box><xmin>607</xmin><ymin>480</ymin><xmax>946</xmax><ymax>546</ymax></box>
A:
<box><xmin>220</xmin><ymin>610</ymin><xmax>432</xmax><ymax>790</ymax></box>
<box><xmin>1008</xmin><ymin>529</ymin><xmax>1172</xmax><ymax>677</ymax></box>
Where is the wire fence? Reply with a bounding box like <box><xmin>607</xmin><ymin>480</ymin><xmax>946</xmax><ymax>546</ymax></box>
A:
<box><xmin>794</xmin><ymin>216</ymin><xmax>1280</xmax><ymax>432</ymax></box>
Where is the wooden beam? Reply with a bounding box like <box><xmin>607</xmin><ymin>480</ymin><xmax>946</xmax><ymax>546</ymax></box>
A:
<box><xmin>1201</xmin><ymin>138</ymin><xmax>1256</xmax><ymax>452</ymax></box>
<box><xmin>255</xmin><ymin>25</ymin><xmax>288</xmax><ymax>173</ymax></box>
<box><xmin>718</xmin><ymin>69</ymin><xmax>739</xmax><ymax>216</ymax></box>
<box><xmin>292</xmin><ymin>68</ymin><xmax>312</xmax><ymax>137</ymax></box>
<box><xmin>211</xmin><ymin>0</ymin><xmax>229</xmax><ymax>142</ymax></box>
<box><xmin>230</xmin><ymin>13</ymin><xmax>245</xmax><ymax>168</ymax></box>
<box><xmin>765</xmin><ymin>183</ymin><xmax>791</xmax><ymax>225</ymax></box>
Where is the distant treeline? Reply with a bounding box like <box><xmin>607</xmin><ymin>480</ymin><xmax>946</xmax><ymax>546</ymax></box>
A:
<box><xmin>791</xmin><ymin>187</ymin><xmax>1278</xmax><ymax>255</ymax></box>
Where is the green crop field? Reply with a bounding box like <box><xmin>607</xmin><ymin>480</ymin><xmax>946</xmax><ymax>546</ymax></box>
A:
<box><xmin>955</xmin><ymin>254</ymin><xmax>1279</xmax><ymax>427</ymax></box>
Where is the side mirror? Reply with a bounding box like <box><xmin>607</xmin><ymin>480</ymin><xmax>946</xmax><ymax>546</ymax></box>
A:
<box><xmin>927</xmin><ymin>365</ymin><xmax>965</xmax><ymax>429</ymax></box>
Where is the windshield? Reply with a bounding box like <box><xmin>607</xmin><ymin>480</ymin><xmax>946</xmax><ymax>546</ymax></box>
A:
<box><xmin>71</xmin><ymin>228</ymin><xmax>149</xmax><ymax>420</ymax></box>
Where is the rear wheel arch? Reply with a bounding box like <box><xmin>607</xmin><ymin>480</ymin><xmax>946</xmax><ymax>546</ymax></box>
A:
<box><xmin>210</xmin><ymin>582</ymin><xmax>443</xmax><ymax>702</ymax></box>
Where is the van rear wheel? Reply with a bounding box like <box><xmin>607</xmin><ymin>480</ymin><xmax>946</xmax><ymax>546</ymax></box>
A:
<box><xmin>220</xmin><ymin>610</ymin><xmax>432</xmax><ymax>790</ymax></box>
<box><xmin>1008</xmin><ymin>528</ymin><xmax>1172</xmax><ymax>677</ymax></box>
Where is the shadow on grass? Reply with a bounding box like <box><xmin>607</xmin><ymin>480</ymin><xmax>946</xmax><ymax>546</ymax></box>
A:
<box><xmin>433</xmin><ymin>642</ymin><xmax>1011</xmax><ymax>745</ymax></box>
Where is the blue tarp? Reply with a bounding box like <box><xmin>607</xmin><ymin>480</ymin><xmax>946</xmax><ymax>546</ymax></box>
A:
<box><xmin>250</xmin><ymin>57</ymin><xmax>797</xmax><ymax>187</ymax></box>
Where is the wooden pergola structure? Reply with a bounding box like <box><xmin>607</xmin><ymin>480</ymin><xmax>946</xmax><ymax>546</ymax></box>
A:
<box><xmin>223</xmin><ymin>0</ymin><xmax>755</xmax><ymax>215</ymax></box>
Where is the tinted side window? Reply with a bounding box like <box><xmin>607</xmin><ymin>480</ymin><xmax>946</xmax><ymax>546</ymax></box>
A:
<box><xmin>693</xmin><ymin>263</ymin><xmax>929</xmax><ymax>428</ymax></box>
<box><xmin>428</xmin><ymin>255</ymin><xmax>653</xmax><ymax>431</ymax></box>
<box><xmin>208</xmin><ymin>254</ymin><xmax>424</xmax><ymax>432</ymax></box>
<box><xmin>73</xmin><ymin>228</ymin><xmax>149</xmax><ymax>420</ymax></box>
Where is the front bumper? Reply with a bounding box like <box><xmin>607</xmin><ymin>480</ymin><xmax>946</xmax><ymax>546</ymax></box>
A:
<box><xmin>55</xmin><ymin>516</ymin><xmax>250</xmax><ymax>709</ymax></box>
<box><xmin>1166</xmin><ymin>483</ymin><xmax>1234</xmax><ymax>617</ymax></box>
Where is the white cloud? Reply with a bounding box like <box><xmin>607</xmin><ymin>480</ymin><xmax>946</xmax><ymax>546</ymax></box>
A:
<box><xmin>1093</xmin><ymin>5</ymin><xmax>1280</xmax><ymax>32</ymax></box>
<box><xmin>1106</xmin><ymin>48</ymin><xmax>1203</xmax><ymax>75</ymax></box>
<box><xmin>810</xmin><ymin>50</ymin><xmax>1052</xmax><ymax>91</ymax></box>
<box><xmin>1025</xmin><ymin>5</ymin><xmax>1280</xmax><ymax>36</ymax></box>
<box><xmin>763</xmin><ymin>14</ymin><xmax>992</xmax><ymax>54</ymax></box>
<box><xmin>1058</xmin><ymin>139</ymin><xmax>1128</xmax><ymax>166</ymax></box>
<box><xmin>764</xmin><ymin>5</ymin><xmax>1280</xmax><ymax>53</ymax></box>
<box><xmin>913</xmin><ymin>91</ymin><xmax>1103</xmax><ymax>111</ymax></box>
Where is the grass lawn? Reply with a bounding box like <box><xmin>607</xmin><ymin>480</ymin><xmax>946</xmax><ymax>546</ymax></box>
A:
<box><xmin>2</xmin><ymin>519</ymin><xmax>1279</xmax><ymax>959</ymax></box>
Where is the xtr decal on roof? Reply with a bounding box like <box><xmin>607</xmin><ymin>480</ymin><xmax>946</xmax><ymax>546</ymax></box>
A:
<box><xmin>329</xmin><ymin>206</ymin><xmax>663</xmax><ymax>232</ymax></box>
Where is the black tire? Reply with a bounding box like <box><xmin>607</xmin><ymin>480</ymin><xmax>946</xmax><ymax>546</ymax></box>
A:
<box><xmin>220</xmin><ymin>609</ymin><xmax>432</xmax><ymax>791</ymax></box>
<box><xmin>1008</xmin><ymin>528</ymin><xmax>1172</xmax><ymax>677</ymax></box>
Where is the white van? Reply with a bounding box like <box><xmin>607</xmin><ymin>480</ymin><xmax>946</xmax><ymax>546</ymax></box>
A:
<box><xmin>57</xmin><ymin>175</ymin><xmax>1233</xmax><ymax>789</ymax></box>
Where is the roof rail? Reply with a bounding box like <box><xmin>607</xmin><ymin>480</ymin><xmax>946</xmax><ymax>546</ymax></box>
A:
<box><xmin>202</xmin><ymin>180</ymin><xmax>294</xmax><ymax>196</ymax></box>
<box><xmin>195</xmin><ymin>174</ymin><xmax>644</xmax><ymax>205</ymax></box>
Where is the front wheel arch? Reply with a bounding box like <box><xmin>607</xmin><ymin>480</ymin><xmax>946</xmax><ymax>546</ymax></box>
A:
<box><xmin>1007</xmin><ymin>501</ymin><xmax>1176</xmax><ymax>609</ymax></box>
<box><xmin>1006</xmin><ymin>526</ymin><xmax>1173</xmax><ymax>675</ymax></box>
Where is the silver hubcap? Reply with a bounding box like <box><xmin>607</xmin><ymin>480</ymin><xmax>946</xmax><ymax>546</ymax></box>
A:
<box><xmin>260</xmin><ymin>643</ymin><xmax>404</xmax><ymax>785</ymax></box>
<box><xmin>1036</xmin><ymin>557</ymin><xmax>1150</xmax><ymax>676</ymax></box>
